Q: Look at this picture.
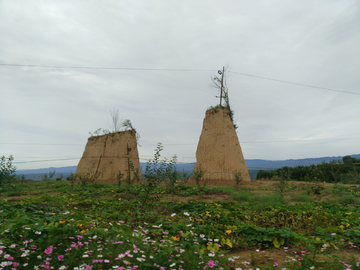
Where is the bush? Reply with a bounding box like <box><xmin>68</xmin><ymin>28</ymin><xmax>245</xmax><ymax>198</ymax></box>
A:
<box><xmin>233</xmin><ymin>171</ymin><xmax>243</xmax><ymax>189</ymax></box>
<box><xmin>0</xmin><ymin>155</ymin><xmax>16</xmax><ymax>186</ymax></box>
<box><xmin>193</xmin><ymin>164</ymin><xmax>208</xmax><ymax>190</ymax></box>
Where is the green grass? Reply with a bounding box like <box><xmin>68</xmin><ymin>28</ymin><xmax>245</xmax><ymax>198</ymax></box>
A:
<box><xmin>251</xmin><ymin>194</ymin><xmax>286</xmax><ymax>210</ymax></box>
<box><xmin>335</xmin><ymin>194</ymin><xmax>358</xmax><ymax>204</ymax></box>
<box><xmin>290</xmin><ymin>191</ymin><xmax>314</xmax><ymax>203</ymax></box>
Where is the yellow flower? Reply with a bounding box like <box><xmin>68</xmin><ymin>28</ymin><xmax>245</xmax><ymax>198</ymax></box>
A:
<box><xmin>171</xmin><ymin>236</ymin><xmax>180</xmax><ymax>241</ymax></box>
<box><xmin>346</xmin><ymin>212</ymin><xmax>352</xmax><ymax>215</ymax></box>
<box><xmin>339</xmin><ymin>225</ymin><xmax>344</xmax><ymax>229</ymax></box>
<box><xmin>112</xmin><ymin>190</ymin><xmax>114</xmax><ymax>192</ymax></box>
<box><xmin>81</xmin><ymin>229</ymin><xmax>86</xmax><ymax>234</ymax></box>
<box><xmin>78</xmin><ymin>223</ymin><xmax>83</xmax><ymax>227</ymax></box>
<box><xmin>119</xmin><ymin>198</ymin><xmax>121</xmax><ymax>201</ymax></box>
<box><xmin>59</xmin><ymin>220</ymin><xmax>66</xmax><ymax>224</ymax></box>
<box><xmin>346</xmin><ymin>223</ymin><xmax>350</xmax><ymax>227</ymax></box>
<box><xmin>315</xmin><ymin>237</ymin><xmax>320</xmax><ymax>241</ymax></box>
<box><xmin>308</xmin><ymin>217</ymin><xmax>312</xmax><ymax>220</ymax></box>
<box><xmin>206</xmin><ymin>211</ymin><xmax>210</xmax><ymax>214</ymax></box>
<box><xmin>225</xmin><ymin>230</ymin><xmax>232</xmax><ymax>234</ymax></box>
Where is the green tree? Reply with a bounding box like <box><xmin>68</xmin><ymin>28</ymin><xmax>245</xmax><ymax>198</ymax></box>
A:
<box><xmin>0</xmin><ymin>155</ymin><xmax>16</xmax><ymax>185</ymax></box>
<box><xmin>342</xmin><ymin>155</ymin><xmax>358</xmax><ymax>164</ymax></box>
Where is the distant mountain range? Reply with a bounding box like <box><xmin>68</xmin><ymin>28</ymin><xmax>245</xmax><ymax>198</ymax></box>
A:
<box><xmin>16</xmin><ymin>154</ymin><xmax>360</xmax><ymax>181</ymax></box>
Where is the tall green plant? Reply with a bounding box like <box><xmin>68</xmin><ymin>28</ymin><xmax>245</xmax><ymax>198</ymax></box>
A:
<box><xmin>0</xmin><ymin>155</ymin><xmax>16</xmax><ymax>186</ymax></box>
<box><xmin>75</xmin><ymin>164</ymin><xmax>101</xmax><ymax>187</ymax></box>
<box><xmin>233</xmin><ymin>170</ymin><xmax>243</xmax><ymax>189</ymax></box>
<box><xmin>193</xmin><ymin>164</ymin><xmax>208</xmax><ymax>190</ymax></box>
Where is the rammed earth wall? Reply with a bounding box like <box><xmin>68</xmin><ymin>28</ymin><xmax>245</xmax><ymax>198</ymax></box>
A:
<box><xmin>75</xmin><ymin>130</ymin><xmax>141</xmax><ymax>183</ymax></box>
<box><xmin>193</xmin><ymin>107</ymin><xmax>251</xmax><ymax>184</ymax></box>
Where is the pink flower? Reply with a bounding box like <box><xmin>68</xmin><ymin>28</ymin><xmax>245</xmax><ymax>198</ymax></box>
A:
<box><xmin>298</xmin><ymin>257</ymin><xmax>304</xmax><ymax>261</ymax></box>
<box><xmin>44</xmin><ymin>246</ymin><xmax>53</xmax><ymax>255</ymax></box>
<box><xmin>58</xmin><ymin>255</ymin><xmax>64</xmax><ymax>261</ymax></box>
<box><xmin>207</xmin><ymin>260</ymin><xmax>215</xmax><ymax>268</ymax></box>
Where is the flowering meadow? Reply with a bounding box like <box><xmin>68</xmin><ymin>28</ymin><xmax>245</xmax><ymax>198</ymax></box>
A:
<box><xmin>1</xmin><ymin>182</ymin><xmax>360</xmax><ymax>269</ymax></box>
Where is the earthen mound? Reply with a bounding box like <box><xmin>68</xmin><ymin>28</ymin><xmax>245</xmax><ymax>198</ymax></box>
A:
<box><xmin>191</xmin><ymin>107</ymin><xmax>251</xmax><ymax>185</ymax></box>
<box><xmin>75</xmin><ymin>130</ymin><xmax>141</xmax><ymax>183</ymax></box>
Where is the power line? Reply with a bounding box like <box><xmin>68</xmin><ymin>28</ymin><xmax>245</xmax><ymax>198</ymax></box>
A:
<box><xmin>0</xmin><ymin>63</ymin><xmax>214</xmax><ymax>72</ymax></box>
<box><xmin>228</xmin><ymin>70</ymin><xmax>360</xmax><ymax>96</ymax></box>
<box><xmin>3</xmin><ymin>137</ymin><xmax>360</xmax><ymax>147</ymax></box>
<box><xmin>0</xmin><ymin>143</ymin><xmax>84</xmax><ymax>146</ymax></box>
<box><xmin>1</xmin><ymin>62</ymin><xmax>359</xmax><ymax>95</ymax></box>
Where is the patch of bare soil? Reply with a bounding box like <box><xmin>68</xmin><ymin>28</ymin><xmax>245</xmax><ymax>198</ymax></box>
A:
<box><xmin>226</xmin><ymin>248</ymin><xmax>360</xmax><ymax>268</ymax></box>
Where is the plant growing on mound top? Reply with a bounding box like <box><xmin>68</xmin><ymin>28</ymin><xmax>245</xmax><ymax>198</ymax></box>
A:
<box><xmin>210</xmin><ymin>66</ymin><xmax>237</xmax><ymax>130</ymax></box>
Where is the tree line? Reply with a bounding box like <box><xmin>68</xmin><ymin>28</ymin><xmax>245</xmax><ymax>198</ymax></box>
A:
<box><xmin>256</xmin><ymin>155</ymin><xmax>360</xmax><ymax>184</ymax></box>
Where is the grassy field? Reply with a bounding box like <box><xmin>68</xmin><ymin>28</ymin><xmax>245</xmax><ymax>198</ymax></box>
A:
<box><xmin>1</xmin><ymin>179</ymin><xmax>360</xmax><ymax>269</ymax></box>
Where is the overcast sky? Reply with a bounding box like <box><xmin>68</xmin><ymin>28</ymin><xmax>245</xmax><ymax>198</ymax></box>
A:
<box><xmin>1</xmin><ymin>0</ymin><xmax>360</xmax><ymax>170</ymax></box>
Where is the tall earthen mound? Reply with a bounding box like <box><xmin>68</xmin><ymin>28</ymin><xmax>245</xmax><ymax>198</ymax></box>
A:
<box><xmin>192</xmin><ymin>107</ymin><xmax>251</xmax><ymax>185</ymax></box>
<box><xmin>75</xmin><ymin>130</ymin><xmax>141</xmax><ymax>183</ymax></box>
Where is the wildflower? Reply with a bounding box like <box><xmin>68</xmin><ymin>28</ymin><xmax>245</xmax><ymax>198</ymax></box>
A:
<box><xmin>171</xmin><ymin>213</ymin><xmax>176</xmax><ymax>217</ymax></box>
<box><xmin>171</xmin><ymin>236</ymin><xmax>180</xmax><ymax>241</ymax></box>
<box><xmin>184</xmin><ymin>212</ymin><xmax>190</xmax><ymax>216</ymax></box>
<box><xmin>35</xmin><ymin>231</ymin><xmax>41</xmax><ymax>235</ymax></box>
<box><xmin>58</xmin><ymin>255</ymin><xmax>64</xmax><ymax>261</ymax></box>
<box><xmin>207</xmin><ymin>260</ymin><xmax>215</xmax><ymax>268</ymax></box>
<box><xmin>225</xmin><ymin>230</ymin><xmax>232</xmax><ymax>234</ymax></box>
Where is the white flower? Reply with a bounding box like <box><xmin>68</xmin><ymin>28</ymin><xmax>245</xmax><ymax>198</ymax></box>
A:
<box><xmin>183</xmin><ymin>212</ymin><xmax>190</xmax><ymax>216</ymax></box>
<box><xmin>309</xmin><ymin>267</ymin><xmax>315</xmax><ymax>270</ymax></box>
<box><xmin>171</xmin><ymin>213</ymin><xmax>176</xmax><ymax>217</ymax></box>
<box><xmin>170</xmin><ymin>263</ymin><xmax>176</xmax><ymax>267</ymax></box>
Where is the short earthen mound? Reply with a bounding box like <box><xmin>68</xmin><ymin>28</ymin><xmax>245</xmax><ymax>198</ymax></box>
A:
<box><xmin>75</xmin><ymin>130</ymin><xmax>141</xmax><ymax>183</ymax></box>
<box><xmin>191</xmin><ymin>107</ymin><xmax>251</xmax><ymax>185</ymax></box>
